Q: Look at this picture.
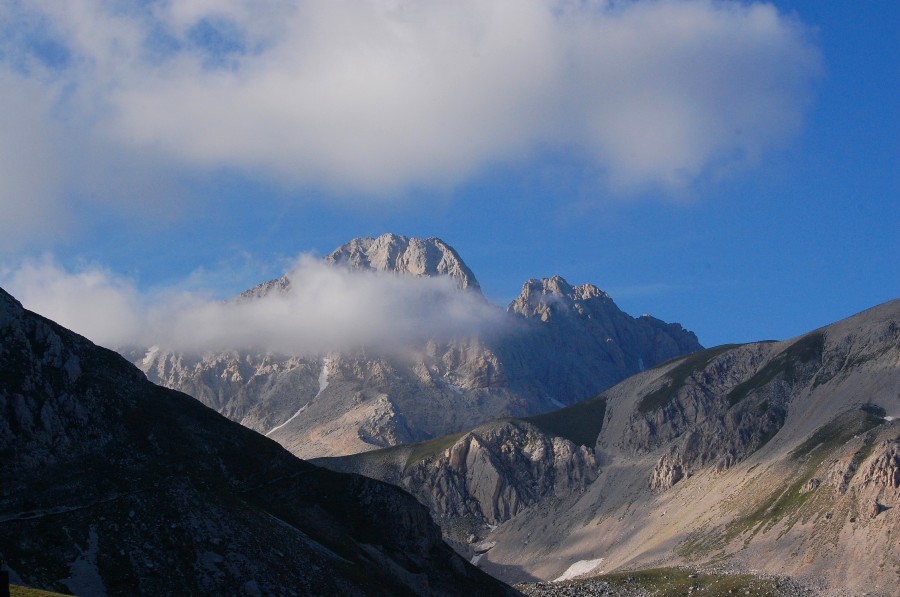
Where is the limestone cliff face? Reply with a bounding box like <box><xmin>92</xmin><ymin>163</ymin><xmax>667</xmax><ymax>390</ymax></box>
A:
<box><xmin>401</xmin><ymin>421</ymin><xmax>597</xmax><ymax>525</ymax></box>
<box><xmin>859</xmin><ymin>440</ymin><xmax>900</xmax><ymax>491</ymax></box>
<box><xmin>631</xmin><ymin>310</ymin><xmax>900</xmax><ymax>491</ymax></box>
<box><xmin>131</xmin><ymin>234</ymin><xmax>701</xmax><ymax>459</ymax></box>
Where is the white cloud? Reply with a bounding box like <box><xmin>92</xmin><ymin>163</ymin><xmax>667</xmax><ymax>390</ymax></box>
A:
<box><xmin>2</xmin><ymin>255</ymin><xmax>505</xmax><ymax>354</ymax></box>
<box><xmin>0</xmin><ymin>0</ymin><xmax>820</xmax><ymax>241</ymax></box>
<box><xmin>0</xmin><ymin>72</ymin><xmax>70</xmax><ymax>251</ymax></box>
<box><xmin>3</xmin><ymin>257</ymin><xmax>145</xmax><ymax>347</ymax></box>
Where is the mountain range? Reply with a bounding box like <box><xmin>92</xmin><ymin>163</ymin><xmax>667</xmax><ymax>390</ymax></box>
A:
<box><xmin>130</xmin><ymin>233</ymin><xmax>701</xmax><ymax>459</ymax></box>
<box><xmin>5</xmin><ymin>232</ymin><xmax>897</xmax><ymax>596</ymax></box>
<box><xmin>321</xmin><ymin>299</ymin><xmax>900</xmax><ymax>595</ymax></box>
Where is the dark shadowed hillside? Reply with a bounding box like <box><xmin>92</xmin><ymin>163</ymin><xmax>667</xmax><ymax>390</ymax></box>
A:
<box><xmin>0</xmin><ymin>287</ymin><xmax>518</xmax><ymax>597</ymax></box>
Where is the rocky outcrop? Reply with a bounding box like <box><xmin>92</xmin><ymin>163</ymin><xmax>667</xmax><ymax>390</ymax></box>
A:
<box><xmin>403</xmin><ymin>421</ymin><xmax>597</xmax><ymax>525</ymax></box>
<box><xmin>649</xmin><ymin>452</ymin><xmax>686</xmax><ymax>491</ymax></box>
<box><xmin>130</xmin><ymin>234</ymin><xmax>702</xmax><ymax>459</ymax></box>
<box><xmin>321</xmin><ymin>420</ymin><xmax>597</xmax><ymax>532</ymax></box>
<box><xmin>613</xmin><ymin>332</ymin><xmax>843</xmax><ymax>488</ymax></box>
<box><xmin>858</xmin><ymin>440</ymin><xmax>900</xmax><ymax>490</ymax></box>
<box><xmin>0</xmin><ymin>286</ymin><xmax>517</xmax><ymax>596</ymax></box>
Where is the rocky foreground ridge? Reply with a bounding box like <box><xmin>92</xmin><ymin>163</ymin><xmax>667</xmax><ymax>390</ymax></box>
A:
<box><xmin>0</xmin><ymin>286</ymin><xmax>517</xmax><ymax>596</ymax></box>
<box><xmin>132</xmin><ymin>233</ymin><xmax>701</xmax><ymax>459</ymax></box>
<box><xmin>321</xmin><ymin>300</ymin><xmax>900</xmax><ymax>596</ymax></box>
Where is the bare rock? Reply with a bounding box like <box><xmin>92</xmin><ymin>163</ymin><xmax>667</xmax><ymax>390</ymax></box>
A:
<box><xmin>400</xmin><ymin>420</ymin><xmax>597</xmax><ymax>525</ymax></box>
<box><xmin>867</xmin><ymin>500</ymin><xmax>886</xmax><ymax>519</ymax></box>
<box><xmin>799</xmin><ymin>478</ymin><xmax>821</xmax><ymax>494</ymax></box>
<box><xmin>650</xmin><ymin>452</ymin><xmax>686</xmax><ymax>491</ymax></box>
<box><xmin>859</xmin><ymin>440</ymin><xmax>900</xmax><ymax>489</ymax></box>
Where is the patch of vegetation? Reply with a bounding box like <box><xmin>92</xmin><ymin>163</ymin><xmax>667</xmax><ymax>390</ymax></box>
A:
<box><xmin>718</xmin><ymin>407</ymin><xmax>886</xmax><ymax>545</ymax></box>
<box><xmin>404</xmin><ymin>431</ymin><xmax>466</xmax><ymax>468</ymax></box>
<box><xmin>677</xmin><ymin>532</ymin><xmax>725</xmax><ymax>560</ymax></box>
<box><xmin>524</xmin><ymin>396</ymin><xmax>607</xmax><ymax>447</ymax></box>
<box><xmin>518</xmin><ymin>567</ymin><xmax>787</xmax><ymax>596</ymax></box>
<box><xmin>729</xmin><ymin>475</ymin><xmax>816</xmax><ymax>543</ymax></box>
<box><xmin>637</xmin><ymin>344</ymin><xmax>740</xmax><ymax>413</ymax></box>
<box><xmin>727</xmin><ymin>332</ymin><xmax>825</xmax><ymax>407</ymax></box>
<box><xmin>790</xmin><ymin>407</ymin><xmax>884</xmax><ymax>460</ymax></box>
<box><xmin>11</xmin><ymin>586</ymin><xmax>73</xmax><ymax>597</ymax></box>
<box><xmin>852</xmin><ymin>431</ymin><xmax>882</xmax><ymax>467</ymax></box>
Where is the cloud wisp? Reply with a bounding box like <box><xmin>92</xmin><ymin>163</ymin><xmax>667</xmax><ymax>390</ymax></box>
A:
<box><xmin>0</xmin><ymin>0</ymin><xmax>820</xmax><ymax>243</ymax></box>
<box><xmin>2</xmin><ymin>256</ymin><xmax>506</xmax><ymax>355</ymax></box>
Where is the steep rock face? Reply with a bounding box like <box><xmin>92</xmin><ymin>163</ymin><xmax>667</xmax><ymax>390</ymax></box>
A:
<box><xmin>132</xmin><ymin>235</ymin><xmax>702</xmax><ymax>459</ymax></box>
<box><xmin>0</xmin><ymin>287</ymin><xmax>516</xmax><ymax>597</ymax></box>
<box><xmin>501</xmin><ymin>275</ymin><xmax>702</xmax><ymax>403</ymax></box>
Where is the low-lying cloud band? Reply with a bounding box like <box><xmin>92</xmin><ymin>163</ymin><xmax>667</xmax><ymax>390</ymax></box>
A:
<box><xmin>3</xmin><ymin>256</ymin><xmax>506</xmax><ymax>354</ymax></box>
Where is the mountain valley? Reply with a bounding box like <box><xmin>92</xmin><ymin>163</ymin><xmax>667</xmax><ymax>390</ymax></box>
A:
<box><xmin>321</xmin><ymin>299</ymin><xmax>900</xmax><ymax>596</ymax></box>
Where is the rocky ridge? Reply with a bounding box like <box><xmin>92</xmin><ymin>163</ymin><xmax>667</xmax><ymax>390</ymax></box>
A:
<box><xmin>0</xmin><ymin>286</ymin><xmax>517</xmax><ymax>596</ymax></box>
<box><xmin>132</xmin><ymin>233</ymin><xmax>701</xmax><ymax>459</ymax></box>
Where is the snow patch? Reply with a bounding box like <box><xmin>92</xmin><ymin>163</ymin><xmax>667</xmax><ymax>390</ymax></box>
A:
<box><xmin>265</xmin><ymin>358</ymin><xmax>330</xmax><ymax>438</ymax></box>
<box><xmin>265</xmin><ymin>403</ymin><xmax>309</xmax><ymax>437</ymax></box>
<box><xmin>318</xmin><ymin>358</ymin><xmax>330</xmax><ymax>395</ymax></box>
<box><xmin>554</xmin><ymin>558</ymin><xmax>604</xmax><ymax>582</ymax></box>
<box><xmin>549</xmin><ymin>397</ymin><xmax>566</xmax><ymax>409</ymax></box>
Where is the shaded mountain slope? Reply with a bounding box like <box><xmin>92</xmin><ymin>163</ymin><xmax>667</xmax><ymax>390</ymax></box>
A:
<box><xmin>133</xmin><ymin>233</ymin><xmax>701</xmax><ymax>459</ymax></box>
<box><xmin>0</xmin><ymin>287</ymin><xmax>517</xmax><ymax>596</ymax></box>
<box><xmin>320</xmin><ymin>300</ymin><xmax>900</xmax><ymax>595</ymax></box>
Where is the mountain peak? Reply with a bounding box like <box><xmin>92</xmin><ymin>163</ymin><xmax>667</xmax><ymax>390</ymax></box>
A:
<box><xmin>325</xmin><ymin>233</ymin><xmax>481</xmax><ymax>291</ymax></box>
<box><xmin>509</xmin><ymin>275</ymin><xmax>613</xmax><ymax>318</ymax></box>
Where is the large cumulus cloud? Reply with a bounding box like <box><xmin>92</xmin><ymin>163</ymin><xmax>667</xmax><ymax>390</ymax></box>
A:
<box><xmin>0</xmin><ymin>0</ymin><xmax>820</xmax><ymax>243</ymax></box>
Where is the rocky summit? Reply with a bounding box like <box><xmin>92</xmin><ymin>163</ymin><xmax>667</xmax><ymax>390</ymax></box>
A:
<box><xmin>0</xmin><ymin>286</ymin><xmax>518</xmax><ymax>596</ymax></box>
<box><xmin>131</xmin><ymin>233</ymin><xmax>702</xmax><ymax>459</ymax></box>
<box><xmin>324</xmin><ymin>233</ymin><xmax>481</xmax><ymax>291</ymax></box>
<box><xmin>320</xmin><ymin>300</ymin><xmax>900</xmax><ymax>596</ymax></box>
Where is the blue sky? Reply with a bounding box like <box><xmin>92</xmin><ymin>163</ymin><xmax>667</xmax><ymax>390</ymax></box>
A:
<box><xmin>1</xmin><ymin>0</ymin><xmax>897</xmax><ymax>349</ymax></box>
